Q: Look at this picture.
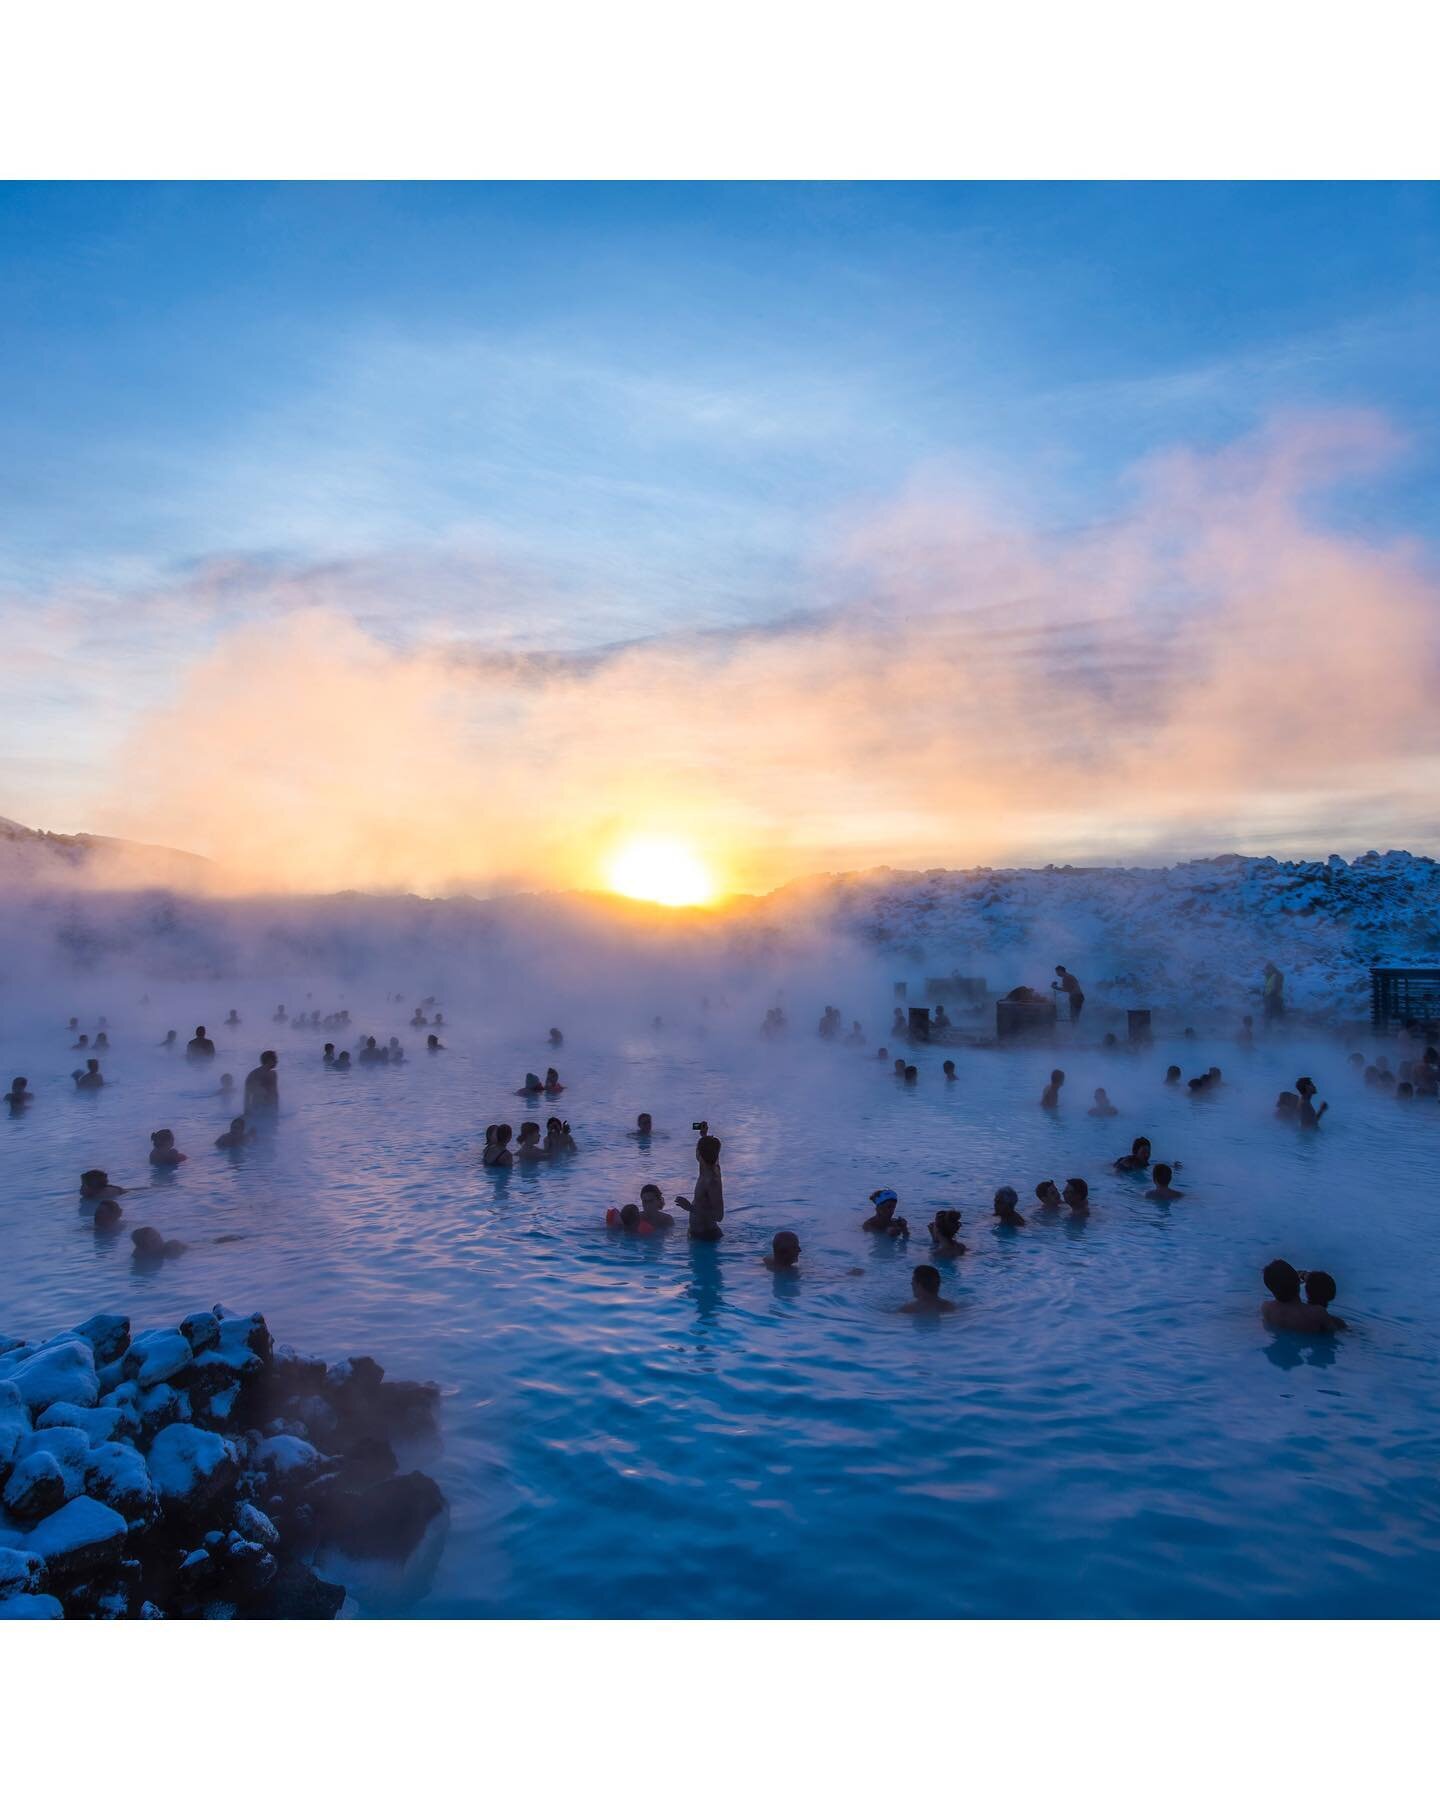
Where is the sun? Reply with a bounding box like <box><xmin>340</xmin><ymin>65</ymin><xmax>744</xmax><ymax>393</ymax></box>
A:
<box><xmin>605</xmin><ymin>836</ymin><xmax>716</xmax><ymax>908</ymax></box>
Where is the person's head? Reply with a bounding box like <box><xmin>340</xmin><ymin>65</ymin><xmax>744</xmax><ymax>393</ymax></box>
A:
<box><xmin>220</xmin><ymin>1073</ymin><xmax>234</xmax><ymax>1088</ymax></box>
<box><xmin>636</xmin><ymin>1112</ymin><xmax>652</xmax><ymax>1132</ymax></box>
<box><xmin>1263</xmin><ymin>1259</ymin><xmax>1301</xmax><ymax>1303</ymax></box>
<box><xmin>76</xmin><ymin>1033</ymin><xmax>88</xmax><ymax>1046</ymax></box>
<box><xmin>494</xmin><ymin>1123</ymin><xmax>512</xmax><ymax>1147</ymax></box>
<box><xmin>546</xmin><ymin>1116</ymin><xmax>562</xmax><ymax>1134</ymax></box>
<box><xmin>1152</xmin><ymin>1163</ymin><xmax>1173</xmax><ymax>1187</ymax></box>
<box><xmin>152</xmin><ymin>1128</ymin><xmax>173</xmax><ymax>1148</ymax></box>
<box><xmin>261</xmin><ymin>1050</ymin><xmax>277</xmax><ymax>1068</ymax></box>
<box><xmin>993</xmin><ymin>1185</ymin><xmax>1019</xmax><ymax>1215</ymax></box>
<box><xmin>229</xmin><ymin>1116</ymin><xmax>246</xmax><ymax>1134</ymax></box>
<box><xmin>1055</xmin><ymin>965</ymin><xmax>1066</xmax><ymax>977</ymax></box>
<box><xmin>484</xmin><ymin>1125</ymin><xmax>496</xmax><ymax>1146</ymax></box>
<box><xmin>1304</xmin><ymin>1269</ymin><xmax>1337</xmax><ymax>1307</ymax></box>
<box><xmin>1397</xmin><ymin>1081</ymin><xmax>1414</xmax><ymax>1099</ymax></box>
<box><xmin>1208</xmin><ymin>1066</ymin><xmax>1222</xmax><ymax>1082</ymax></box>
<box><xmin>933</xmin><ymin>1208</ymin><xmax>962</xmax><ymax>1240</ymax></box>
<box><xmin>337</xmin><ymin>1051</ymin><xmax>351</xmax><ymax>1067</ymax></box>
<box><xmin>1050</xmin><ymin>1069</ymin><xmax>1065</xmax><ymax>1087</ymax></box>
<box><xmin>546</xmin><ymin>1068</ymin><xmax>559</xmax><ymax>1083</ymax></box>
<box><xmin>9</xmin><ymin>1076</ymin><xmax>25</xmax><ymax>1095</ymax></box>
<box><xmin>194</xmin><ymin>1025</ymin><xmax>207</xmax><ymax>1039</ymax></box>
<box><xmin>1094</xmin><ymin>1087</ymin><xmax>1108</xmax><ymax>1102</ymax></box>
<box><xmin>80</xmin><ymin>1168</ymin><xmax>109</xmax><ymax>1197</ymax></box>
<box><xmin>1035</xmin><ymin>1180</ymin><xmax>1060</xmax><ymax>1204</ymax></box>
<box><xmin>697</xmin><ymin>1134</ymin><xmax>721</xmax><ymax>1166</ymax></box>
<box><xmin>324</xmin><ymin>1042</ymin><xmax>334</xmax><ymax>1055</ymax></box>
<box><xmin>519</xmin><ymin>1121</ymin><xmax>540</xmax><ymax>1144</ymax></box>
<box><xmin>640</xmin><ymin>1183</ymin><xmax>664</xmax><ymax>1213</ymax></box>
<box><xmin>1347</xmin><ymin>1050</ymin><xmax>1364</xmax><ymax>1067</ymax></box>
<box><xmin>770</xmin><ymin>1230</ymin><xmax>800</xmax><ymax>1268</ymax></box>
<box><xmin>524</xmin><ymin>1073</ymin><xmax>542</xmax><ymax>1091</ymax></box>
<box><xmin>870</xmin><ymin>1187</ymin><xmax>898</xmax><ymax>1222</ymax></box>
<box><xmin>86</xmin><ymin>1057</ymin><xmax>99</xmax><ymax>1073</ymax></box>
<box><xmin>366</xmin><ymin>1036</ymin><xmax>377</xmax><ymax>1050</ymax></box>
<box><xmin>894</xmin><ymin>1056</ymin><xmax>906</xmax><ymax>1073</ymax></box>
<box><xmin>1132</xmin><ymin>1137</ymin><xmax>1151</xmax><ymax>1159</ymax></box>
<box><xmin>943</xmin><ymin>1060</ymin><xmax>955</xmax><ymax>1076</ymax></box>
<box><xmin>911</xmin><ymin>1264</ymin><xmax>942</xmax><ymax>1301</ymax></box>
<box><xmin>904</xmin><ymin>1064</ymin><xmax>918</xmax><ymax>1083</ymax></box>
<box><xmin>68</xmin><ymin>1018</ymin><xmax>77</xmax><ymax>1030</ymax></box>
<box><xmin>1064</xmin><ymin>1177</ymin><xmax>1089</xmax><ymax>1208</ymax></box>
<box><xmin>1102</xmin><ymin>1032</ymin><xmax>1117</xmax><ymax>1048</ymax></box>
<box><xmin>619</xmin><ymin>1203</ymin><xmax>640</xmax><ymax>1229</ymax></box>
<box><xmin>1276</xmin><ymin>1090</ymin><xmax>1299</xmax><ymax>1111</ymax></box>
<box><xmin>1165</xmin><ymin>1065</ymin><xmax>1181</xmax><ymax>1083</ymax></box>
<box><xmin>93</xmin><ymin>1197</ymin><xmax>122</xmax><ymax>1232</ymax></box>
<box><xmin>877</xmin><ymin>1047</ymin><xmax>888</xmax><ymax>1060</ymax></box>
<box><xmin>1296</xmin><ymin>1075</ymin><xmax>1315</xmax><ymax>1096</ymax></box>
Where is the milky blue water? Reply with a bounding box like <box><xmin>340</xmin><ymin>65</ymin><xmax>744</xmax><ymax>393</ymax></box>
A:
<box><xmin>3</xmin><ymin>987</ymin><xmax>1439</xmax><ymax>1617</ymax></box>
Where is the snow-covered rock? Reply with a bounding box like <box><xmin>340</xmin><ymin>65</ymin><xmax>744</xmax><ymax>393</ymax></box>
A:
<box><xmin>36</xmin><ymin>1401</ymin><xmax>124</xmax><ymax>1445</ymax></box>
<box><xmin>7</xmin><ymin>1338</ymin><xmax>98</xmax><ymax>1412</ymax></box>
<box><xmin>0</xmin><ymin>1592</ymin><xmax>63</xmax><ymax>1618</ymax></box>
<box><xmin>83</xmin><ymin>1442</ymin><xmax>154</xmax><ymax>1520</ymax></box>
<box><xmin>123</xmin><ymin>1328</ymin><xmax>192</xmax><ymax>1390</ymax></box>
<box><xmin>24</xmin><ymin>1496</ymin><xmax>128</xmax><ymax>1580</ymax></box>
<box><xmin>72</xmin><ymin>1314</ymin><xmax>130</xmax><ymax>1366</ymax></box>
<box><xmin>146</xmin><ymin>1423</ymin><xmax>239</xmax><ymax>1513</ymax></box>
<box><xmin>2</xmin><ymin>1453</ymin><xmax>68</xmax><ymax>1520</ymax></box>
<box><xmin>0</xmin><ymin>1545</ymin><xmax>44</xmax><ymax>1596</ymax></box>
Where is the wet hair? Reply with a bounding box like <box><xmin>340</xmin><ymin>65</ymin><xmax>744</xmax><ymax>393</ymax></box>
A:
<box><xmin>1276</xmin><ymin>1091</ymin><xmax>1299</xmax><ymax>1112</ymax></box>
<box><xmin>993</xmin><ymin>1186</ymin><xmax>1019</xmax><ymax>1211</ymax></box>
<box><xmin>1132</xmin><ymin>1137</ymin><xmax>1151</xmax><ymax>1157</ymax></box>
<box><xmin>933</xmin><ymin>1208</ymin><xmax>962</xmax><ymax>1239</ymax></box>
<box><xmin>619</xmin><ymin>1203</ymin><xmax>640</xmax><ymax>1227</ymax></box>
<box><xmin>1152</xmin><ymin>1164</ymin><xmax>1173</xmax><ymax>1185</ymax></box>
<box><xmin>1035</xmin><ymin>1180</ymin><xmax>1060</xmax><ymax>1203</ymax></box>
<box><xmin>484</xmin><ymin>1126</ymin><xmax>496</xmax><ymax>1146</ymax></box>
<box><xmin>260</xmin><ymin>1050</ymin><xmax>277</xmax><ymax>1067</ymax></box>
<box><xmin>81</xmin><ymin>1168</ymin><xmax>109</xmax><ymax>1192</ymax></box>
<box><xmin>1263</xmin><ymin>1259</ymin><xmax>1301</xmax><ymax>1303</ymax></box>
<box><xmin>1050</xmin><ymin>1069</ymin><xmax>1064</xmax><ymax>1084</ymax></box>
<box><xmin>1064</xmin><ymin>1177</ymin><xmax>1089</xmax><ymax>1203</ymax></box>
<box><xmin>697</xmin><ymin>1134</ymin><xmax>721</xmax><ymax>1165</ymax></box>
<box><xmin>494</xmin><ymin>1123</ymin><xmax>513</xmax><ymax>1146</ymax></box>
<box><xmin>636</xmin><ymin>1113</ymin><xmax>652</xmax><ymax>1130</ymax></box>
<box><xmin>640</xmin><ymin>1183</ymin><xmax>663</xmax><ymax>1205</ymax></box>
<box><xmin>151</xmin><ymin>1129</ymin><xmax>174</xmax><ymax>1148</ymax></box>
<box><xmin>904</xmin><ymin>1065</ymin><xmax>918</xmax><ymax>1083</ymax></box>
<box><xmin>771</xmin><ymin>1230</ymin><xmax>800</xmax><ymax>1265</ymax></box>
<box><xmin>518</xmin><ymin>1121</ymin><xmax>540</xmax><ymax>1141</ymax></box>
<box><xmin>912</xmin><ymin>1265</ymin><xmax>941</xmax><ymax>1296</ymax></box>
<box><xmin>1305</xmin><ymin>1269</ymin><xmax>1337</xmax><ymax>1307</ymax></box>
<box><xmin>943</xmin><ymin>1060</ymin><xmax>955</xmax><ymax>1075</ymax></box>
<box><xmin>93</xmin><ymin>1197</ymin><xmax>122</xmax><ymax>1231</ymax></box>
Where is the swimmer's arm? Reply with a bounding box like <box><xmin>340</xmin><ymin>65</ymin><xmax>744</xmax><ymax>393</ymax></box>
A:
<box><xmin>674</xmin><ymin>1195</ymin><xmax>693</xmax><ymax>1212</ymax></box>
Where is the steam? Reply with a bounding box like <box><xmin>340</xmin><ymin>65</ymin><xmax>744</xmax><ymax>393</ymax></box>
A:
<box><xmin>92</xmin><ymin>412</ymin><xmax>1440</xmax><ymax>897</ymax></box>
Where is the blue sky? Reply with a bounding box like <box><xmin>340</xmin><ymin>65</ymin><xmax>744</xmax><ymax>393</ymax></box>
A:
<box><xmin>1</xmin><ymin>181</ymin><xmax>1437</xmax><ymax>860</ymax></box>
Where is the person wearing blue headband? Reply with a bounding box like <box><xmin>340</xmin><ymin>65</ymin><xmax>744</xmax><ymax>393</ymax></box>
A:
<box><xmin>863</xmin><ymin>1188</ymin><xmax>909</xmax><ymax>1237</ymax></box>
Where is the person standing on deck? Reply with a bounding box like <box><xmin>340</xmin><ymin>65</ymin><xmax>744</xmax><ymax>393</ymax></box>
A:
<box><xmin>1053</xmin><ymin>965</ymin><xmax>1084</xmax><ymax>1022</ymax></box>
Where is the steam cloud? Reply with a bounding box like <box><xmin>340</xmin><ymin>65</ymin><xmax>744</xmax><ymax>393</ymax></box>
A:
<box><xmin>100</xmin><ymin>413</ymin><xmax>1440</xmax><ymax>897</ymax></box>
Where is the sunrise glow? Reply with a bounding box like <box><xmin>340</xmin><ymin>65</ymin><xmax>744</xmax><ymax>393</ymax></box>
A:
<box><xmin>604</xmin><ymin>836</ymin><xmax>716</xmax><ymax>907</ymax></box>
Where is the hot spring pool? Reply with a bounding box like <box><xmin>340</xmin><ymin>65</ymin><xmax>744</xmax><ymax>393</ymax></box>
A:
<box><xmin>3</xmin><ymin>991</ymin><xmax>1438</xmax><ymax>1617</ymax></box>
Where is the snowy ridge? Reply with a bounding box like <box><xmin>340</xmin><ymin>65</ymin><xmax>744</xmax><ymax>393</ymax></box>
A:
<box><xmin>759</xmin><ymin>851</ymin><xmax>1440</xmax><ymax>1017</ymax></box>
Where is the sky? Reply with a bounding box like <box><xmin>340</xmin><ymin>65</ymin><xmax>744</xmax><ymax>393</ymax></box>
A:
<box><xmin>1</xmin><ymin>181</ymin><xmax>1438</xmax><ymax>896</ymax></box>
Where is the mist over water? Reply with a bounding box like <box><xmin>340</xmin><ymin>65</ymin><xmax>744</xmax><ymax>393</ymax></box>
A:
<box><xmin>4</xmin><ymin>949</ymin><xmax>1438</xmax><ymax>1617</ymax></box>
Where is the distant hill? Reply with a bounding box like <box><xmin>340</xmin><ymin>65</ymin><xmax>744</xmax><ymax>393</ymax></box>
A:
<box><xmin>0</xmin><ymin>817</ymin><xmax>215</xmax><ymax>892</ymax></box>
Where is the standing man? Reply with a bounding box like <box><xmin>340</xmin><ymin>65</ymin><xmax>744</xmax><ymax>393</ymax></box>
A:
<box><xmin>1262</xmin><ymin>962</ymin><xmax>1285</xmax><ymax>1024</ymax></box>
<box><xmin>1053</xmin><ymin>965</ymin><xmax>1085</xmax><ymax>1023</ymax></box>
<box><xmin>244</xmin><ymin>1048</ymin><xmax>280</xmax><ymax>1116</ymax></box>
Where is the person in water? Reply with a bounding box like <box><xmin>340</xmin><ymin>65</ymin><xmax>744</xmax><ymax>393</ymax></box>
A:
<box><xmin>1063</xmin><ymin>1177</ymin><xmax>1089</xmax><ymax>1215</ymax></box>
<box><xmin>93</xmin><ymin>1196</ymin><xmax>124</xmax><ymax>1235</ymax></box>
<box><xmin>639</xmin><ymin>1184</ymin><xmax>673</xmax><ymax>1230</ymax></box>
<box><xmin>72</xmin><ymin>1058</ymin><xmax>104</xmax><ymax>1090</ymax></box>
<box><xmin>900</xmin><ymin>1264</ymin><xmax>956</xmax><ymax>1314</ymax></box>
<box><xmin>893</xmin><ymin>1056</ymin><xmax>907</xmax><ymax>1078</ymax></box>
<box><xmin>215</xmin><ymin>1116</ymin><xmax>255</xmax><ymax>1150</ymax></box>
<box><xmin>1114</xmin><ymin>1136</ymin><xmax>1150</xmax><ymax>1172</ymax></box>
<box><xmin>244</xmin><ymin>1050</ymin><xmax>279</xmax><ymax>1115</ymax></box>
<box><xmin>94</xmin><ymin>1031</ymin><xmax>110</xmax><ymax>1050</ymax></box>
<box><xmin>1040</xmin><ymin>1069</ymin><xmax>1065</xmax><ymax>1109</ymax></box>
<box><xmin>1052</xmin><ymin>965</ymin><xmax>1085</xmax><ymax>1022</ymax></box>
<box><xmin>1145</xmin><ymin>1163</ymin><xmax>1184</xmax><ymax>1200</ymax></box>
<box><xmin>544</xmin><ymin>1117</ymin><xmax>577</xmax><ymax>1155</ymax></box>
<box><xmin>1088</xmin><ymin>1087</ymin><xmax>1118</xmax><ymax>1117</ymax></box>
<box><xmin>387</xmin><ymin>1036</ymin><xmax>405</xmax><ymax>1064</ymax></box>
<box><xmin>80</xmin><ymin>1168</ymin><xmax>126</xmax><ymax>1202</ymax></box>
<box><xmin>544</xmin><ymin>1067</ymin><xmax>564</xmax><ymax>1095</ymax></box>
<box><xmin>323</xmin><ymin>1043</ymin><xmax>336</xmax><ymax>1066</ymax></box>
<box><xmin>629</xmin><ymin>1113</ymin><xmax>654</xmax><ymax>1139</ymax></box>
<box><xmin>764</xmin><ymin>1230</ymin><xmax>801</xmax><ymax>1273</ymax></box>
<box><xmin>1261</xmin><ymin>1260</ymin><xmax>1342</xmax><ymax>1335</ymax></box>
<box><xmin>149</xmin><ymin>1128</ymin><xmax>186</xmax><ymax>1167</ymax></box>
<box><xmin>943</xmin><ymin>1060</ymin><xmax>957</xmax><ymax>1081</ymax></box>
<box><xmin>483</xmin><ymin>1123</ymin><xmax>514</xmax><ymax>1168</ymax></box>
<box><xmin>1164</xmin><ymin>1065</ymin><xmax>1182</xmax><ymax>1086</ymax></box>
<box><xmin>903</xmin><ymin>1064</ymin><xmax>919</xmax><ymax>1085</ymax></box>
<box><xmin>1034</xmin><ymin>1179</ymin><xmax>1063</xmax><ymax>1212</ymax></box>
<box><xmin>927</xmin><ymin>1209</ymin><xmax>967</xmax><ymax>1257</ymax></box>
<box><xmin>6</xmin><ymin>1076</ymin><xmax>32</xmax><ymax>1110</ymax></box>
<box><xmin>1303</xmin><ymin>1269</ymin><xmax>1348</xmax><ymax>1329</ymax></box>
<box><xmin>1275</xmin><ymin>1090</ymin><xmax>1300</xmax><ymax>1122</ymax></box>
<box><xmin>993</xmin><ymin>1186</ymin><xmax>1026</xmax><ymax>1227</ymax></box>
<box><xmin>334</xmin><ymin>1050</ymin><xmax>352</xmax><ymax>1071</ymax></box>
<box><xmin>515</xmin><ymin>1072</ymin><xmax>544</xmax><ymax>1097</ymax></box>
<box><xmin>131</xmin><ymin>1225</ymin><xmax>187</xmax><ymax>1264</ymax></box>
<box><xmin>427</xmin><ymin>1034</ymin><xmax>445</xmax><ymax>1053</ymax></box>
<box><xmin>515</xmin><ymin>1121</ymin><xmax>547</xmax><ymax>1161</ymax></box>
<box><xmin>226</xmin><ymin>1009</ymin><xmax>241</xmax><ymax>1028</ymax></box>
<box><xmin>933</xmin><ymin>1004</ymin><xmax>952</xmax><ymax>1031</ymax></box>
<box><xmin>605</xmin><ymin>1202</ymin><xmax>651</xmax><ymax>1234</ymax></box>
<box><xmin>676</xmin><ymin>1133</ymin><xmax>724</xmax><ymax>1240</ymax></box>
<box><xmin>159</xmin><ymin>1030</ymin><xmax>177</xmax><ymax>1049</ymax></box>
<box><xmin>186</xmin><ymin>1026</ymin><xmax>215</xmax><ymax>1061</ymax></box>
<box><xmin>1295</xmin><ymin>1076</ymin><xmax>1327</xmax><ymax>1130</ymax></box>
<box><xmin>863</xmin><ymin>1188</ymin><xmax>909</xmax><ymax>1237</ymax></box>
